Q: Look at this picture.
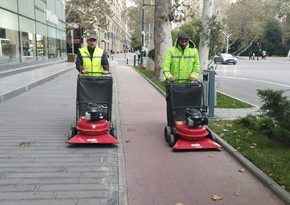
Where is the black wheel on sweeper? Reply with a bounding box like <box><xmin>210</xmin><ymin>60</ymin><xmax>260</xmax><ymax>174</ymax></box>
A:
<box><xmin>110</xmin><ymin>122</ymin><xmax>117</xmax><ymax>139</ymax></box>
<box><xmin>168</xmin><ymin>133</ymin><xmax>177</xmax><ymax>147</ymax></box>
<box><xmin>164</xmin><ymin>126</ymin><xmax>171</xmax><ymax>142</ymax></box>
<box><xmin>69</xmin><ymin>126</ymin><xmax>78</xmax><ymax>140</ymax></box>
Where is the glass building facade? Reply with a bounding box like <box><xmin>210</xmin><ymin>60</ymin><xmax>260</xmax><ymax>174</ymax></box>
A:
<box><xmin>0</xmin><ymin>0</ymin><xmax>66</xmax><ymax>68</ymax></box>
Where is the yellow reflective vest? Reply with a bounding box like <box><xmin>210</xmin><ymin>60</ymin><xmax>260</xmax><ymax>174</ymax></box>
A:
<box><xmin>162</xmin><ymin>39</ymin><xmax>200</xmax><ymax>83</ymax></box>
<box><xmin>79</xmin><ymin>46</ymin><xmax>104</xmax><ymax>76</ymax></box>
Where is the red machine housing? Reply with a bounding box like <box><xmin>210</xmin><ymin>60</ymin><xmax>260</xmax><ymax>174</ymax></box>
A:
<box><xmin>172</xmin><ymin>121</ymin><xmax>221</xmax><ymax>150</ymax></box>
<box><xmin>67</xmin><ymin>117</ymin><xmax>118</xmax><ymax>144</ymax></box>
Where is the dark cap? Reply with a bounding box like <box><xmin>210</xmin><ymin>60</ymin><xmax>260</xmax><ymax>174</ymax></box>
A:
<box><xmin>178</xmin><ymin>34</ymin><xmax>190</xmax><ymax>40</ymax></box>
<box><xmin>87</xmin><ymin>34</ymin><xmax>97</xmax><ymax>40</ymax></box>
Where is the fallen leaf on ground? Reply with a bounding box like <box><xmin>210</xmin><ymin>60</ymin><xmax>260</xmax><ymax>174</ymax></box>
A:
<box><xmin>127</xmin><ymin>128</ymin><xmax>135</xmax><ymax>132</ymax></box>
<box><xmin>250</xmin><ymin>143</ymin><xmax>257</xmax><ymax>149</ymax></box>
<box><xmin>212</xmin><ymin>194</ymin><xmax>222</xmax><ymax>201</ymax></box>
<box><xmin>239</xmin><ymin>168</ymin><xmax>245</xmax><ymax>173</ymax></box>
<box><xmin>281</xmin><ymin>185</ymin><xmax>286</xmax><ymax>189</ymax></box>
<box><xmin>20</xmin><ymin>143</ymin><xmax>31</xmax><ymax>147</ymax></box>
<box><xmin>235</xmin><ymin>192</ymin><xmax>240</xmax><ymax>196</ymax></box>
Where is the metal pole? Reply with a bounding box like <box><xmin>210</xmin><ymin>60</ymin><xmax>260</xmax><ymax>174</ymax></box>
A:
<box><xmin>208</xmin><ymin>70</ymin><xmax>216</xmax><ymax>119</ymax></box>
<box><xmin>226</xmin><ymin>35</ymin><xmax>229</xmax><ymax>53</ymax></box>
<box><xmin>141</xmin><ymin>0</ymin><xmax>145</xmax><ymax>48</ymax></box>
<box><xmin>70</xmin><ymin>29</ymin><xmax>74</xmax><ymax>54</ymax></box>
<box><xmin>124</xmin><ymin>37</ymin><xmax>127</xmax><ymax>59</ymax></box>
<box><xmin>221</xmin><ymin>31</ymin><xmax>231</xmax><ymax>53</ymax></box>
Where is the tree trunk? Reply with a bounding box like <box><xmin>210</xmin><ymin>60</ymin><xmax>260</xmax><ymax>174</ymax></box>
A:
<box><xmin>152</xmin><ymin>0</ymin><xmax>172</xmax><ymax>81</ymax></box>
<box><xmin>235</xmin><ymin>37</ymin><xmax>257</xmax><ymax>56</ymax></box>
<box><xmin>199</xmin><ymin>0</ymin><xmax>214</xmax><ymax>71</ymax></box>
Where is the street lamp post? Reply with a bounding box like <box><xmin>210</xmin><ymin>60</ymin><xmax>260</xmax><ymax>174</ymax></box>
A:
<box><xmin>221</xmin><ymin>31</ymin><xmax>232</xmax><ymax>53</ymax></box>
<box><xmin>141</xmin><ymin>0</ymin><xmax>155</xmax><ymax>65</ymax></box>
<box><xmin>141</xmin><ymin>0</ymin><xmax>145</xmax><ymax>48</ymax></box>
<box><xmin>141</xmin><ymin>0</ymin><xmax>155</xmax><ymax>48</ymax></box>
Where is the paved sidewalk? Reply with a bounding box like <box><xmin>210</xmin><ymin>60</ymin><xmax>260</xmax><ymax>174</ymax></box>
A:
<box><xmin>214</xmin><ymin>107</ymin><xmax>260</xmax><ymax>120</ymax></box>
<box><xmin>0</xmin><ymin>66</ymin><xmax>120</xmax><ymax>205</ymax></box>
<box><xmin>0</xmin><ymin>61</ymin><xmax>75</xmax><ymax>103</ymax></box>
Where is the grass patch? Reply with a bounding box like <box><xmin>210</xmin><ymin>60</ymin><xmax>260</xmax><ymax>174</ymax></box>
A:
<box><xmin>135</xmin><ymin>66</ymin><xmax>166</xmax><ymax>92</ymax></box>
<box><xmin>216</xmin><ymin>92</ymin><xmax>252</xmax><ymax>108</ymax></box>
<box><xmin>133</xmin><ymin>65</ymin><xmax>290</xmax><ymax>193</ymax></box>
<box><xmin>209</xmin><ymin>120</ymin><xmax>290</xmax><ymax>192</ymax></box>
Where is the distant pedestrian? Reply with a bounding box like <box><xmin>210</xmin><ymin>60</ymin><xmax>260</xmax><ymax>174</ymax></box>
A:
<box><xmin>262</xmin><ymin>51</ymin><xmax>266</xmax><ymax>60</ymax></box>
<box><xmin>249</xmin><ymin>50</ymin><xmax>253</xmax><ymax>60</ymax></box>
<box><xmin>135</xmin><ymin>49</ymin><xmax>141</xmax><ymax>64</ymax></box>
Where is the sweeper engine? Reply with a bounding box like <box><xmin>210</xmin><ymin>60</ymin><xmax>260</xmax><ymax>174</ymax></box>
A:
<box><xmin>85</xmin><ymin>103</ymin><xmax>108</xmax><ymax>121</ymax></box>
<box><xmin>185</xmin><ymin>108</ymin><xmax>208</xmax><ymax>127</ymax></box>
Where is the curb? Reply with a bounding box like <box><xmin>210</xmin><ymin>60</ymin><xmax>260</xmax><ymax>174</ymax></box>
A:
<box><xmin>0</xmin><ymin>60</ymin><xmax>66</xmax><ymax>78</ymax></box>
<box><xmin>111</xmin><ymin>62</ymin><xmax>129</xmax><ymax>205</ymax></box>
<box><xmin>131</xmin><ymin>66</ymin><xmax>290</xmax><ymax>205</ymax></box>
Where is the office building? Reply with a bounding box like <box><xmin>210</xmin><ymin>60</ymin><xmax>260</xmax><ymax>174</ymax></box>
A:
<box><xmin>0</xmin><ymin>0</ymin><xmax>66</xmax><ymax>68</ymax></box>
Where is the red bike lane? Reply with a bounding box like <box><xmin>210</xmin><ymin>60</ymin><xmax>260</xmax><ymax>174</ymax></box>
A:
<box><xmin>115</xmin><ymin>64</ymin><xmax>285</xmax><ymax>205</ymax></box>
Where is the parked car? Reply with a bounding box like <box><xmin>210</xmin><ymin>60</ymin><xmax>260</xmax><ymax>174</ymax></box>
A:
<box><xmin>214</xmin><ymin>53</ymin><xmax>237</xmax><ymax>65</ymax></box>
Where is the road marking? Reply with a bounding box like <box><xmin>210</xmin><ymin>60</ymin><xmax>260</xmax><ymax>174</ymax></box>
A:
<box><xmin>217</xmin><ymin>76</ymin><xmax>290</xmax><ymax>88</ymax></box>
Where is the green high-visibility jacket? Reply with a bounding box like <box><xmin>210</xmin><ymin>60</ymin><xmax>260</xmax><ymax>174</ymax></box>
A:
<box><xmin>162</xmin><ymin>39</ymin><xmax>200</xmax><ymax>83</ymax></box>
<box><xmin>79</xmin><ymin>46</ymin><xmax>104</xmax><ymax>76</ymax></box>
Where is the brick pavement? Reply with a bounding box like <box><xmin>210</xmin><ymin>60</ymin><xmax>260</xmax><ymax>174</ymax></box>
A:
<box><xmin>0</xmin><ymin>69</ymin><xmax>120</xmax><ymax>205</ymax></box>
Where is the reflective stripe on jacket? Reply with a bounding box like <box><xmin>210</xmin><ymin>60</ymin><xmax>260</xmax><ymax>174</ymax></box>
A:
<box><xmin>162</xmin><ymin>39</ymin><xmax>200</xmax><ymax>83</ymax></box>
<box><xmin>79</xmin><ymin>47</ymin><xmax>104</xmax><ymax>76</ymax></box>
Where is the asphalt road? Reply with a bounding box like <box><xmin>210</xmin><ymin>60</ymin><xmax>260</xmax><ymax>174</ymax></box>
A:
<box><xmin>215</xmin><ymin>58</ymin><xmax>290</xmax><ymax>107</ymax></box>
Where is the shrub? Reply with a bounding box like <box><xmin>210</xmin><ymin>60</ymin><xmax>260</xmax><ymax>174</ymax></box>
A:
<box><xmin>148</xmin><ymin>49</ymin><xmax>155</xmax><ymax>61</ymax></box>
<box><xmin>238</xmin><ymin>89</ymin><xmax>290</xmax><ymax>146</ymax></box>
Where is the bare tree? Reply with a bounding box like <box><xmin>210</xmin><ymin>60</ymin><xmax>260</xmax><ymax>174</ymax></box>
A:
<box><xmin>66</xmin><ymin>0</ymin><xmax>113</xmax><ymax>35</ymax></box>
<box><xmin>225</xmin><ymin>0</ymin><xmax>269</xmax><ymax>55</ymax></box>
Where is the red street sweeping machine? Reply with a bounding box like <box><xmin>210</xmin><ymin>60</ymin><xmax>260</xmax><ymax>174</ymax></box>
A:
<box><xmin>164</xmin><ymin>81</ymin><xmax>221</xmax><ymax>150</ymax></box>
<box><xmin>67</xmin><ymin>74</ymin><xmax>117</xmax><ymax>144</ymax></box>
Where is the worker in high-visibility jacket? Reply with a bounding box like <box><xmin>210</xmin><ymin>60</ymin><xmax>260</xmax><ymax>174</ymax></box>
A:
<box><xmin>162</xmin><ymin>34</ymin><xmax>200</xmax><ymax>83</ymax></box>
<box><xmin>162</xmin><ymin>34</ymin><xmax>201</xmax><ymax>126</ymax></box>
<box><xmin>76</xmin><ymin>34</ymin><xmax>110</xmax><ymax>76</ymax></box>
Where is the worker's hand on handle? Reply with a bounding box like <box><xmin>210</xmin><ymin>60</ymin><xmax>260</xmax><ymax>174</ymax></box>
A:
<box><xmin>189</xmin><ymin>76</ymin><xmax>197</xmax><ymax>81</ymax></box>
<box><xmin>103</xmin><ymin>70</ymin><xmax>111</xmax><ymax>75</ymax></box>
<box><xmin>80</xmin><ymin>69</ymin><xmax>88</xmax><ymax>74</ymax></box>
<box><xmin>168</xmin><ymin>77</ymin><xmax>175</xmax><ymax>82</ymax></box>
<box><xmin>189</xmin><ymin>77</ymin><xmax>199</xmax><ymax>84</ymax></box>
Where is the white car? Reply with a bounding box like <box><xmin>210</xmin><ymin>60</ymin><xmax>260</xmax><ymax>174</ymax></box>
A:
<box><xmin>214</xmin><ymin>53</ymin><xmax>237</xmax><ymax>65</ymax></box>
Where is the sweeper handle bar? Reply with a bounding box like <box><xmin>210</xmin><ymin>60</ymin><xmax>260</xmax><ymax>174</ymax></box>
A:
<box><xmin>165</xmin><ymin>79</ymin><xmax>200</xmax><ymax>85</ymax></box>
<box><xmin>79</xmin><ymin>71</ymin><xmax>112</xmax><ymax>76</ymax></box>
